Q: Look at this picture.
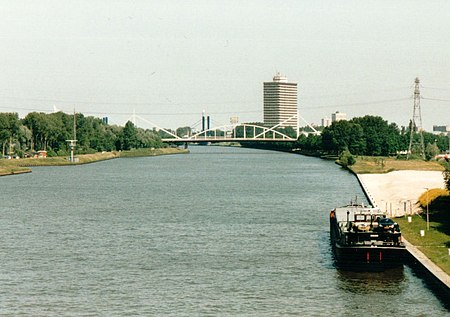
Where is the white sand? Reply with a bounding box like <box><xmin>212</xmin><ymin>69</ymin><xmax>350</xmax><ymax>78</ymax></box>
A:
<box><xmin>358</xmin><ymin>171</ymin><xmax>445</xmax><ymax>217</ymax></box>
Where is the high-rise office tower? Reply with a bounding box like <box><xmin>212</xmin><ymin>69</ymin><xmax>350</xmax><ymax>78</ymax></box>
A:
<box><xmin>263</xmin><ymin>73</ymin><xmax>298</xmax><ymax>127</ymax></box>
<box><xmin>331</xmin><ymin>111</ymin><xmax>347</xmax><ymax>122</ymax></box>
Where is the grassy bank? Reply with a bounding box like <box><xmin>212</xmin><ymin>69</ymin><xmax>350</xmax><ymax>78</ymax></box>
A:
<box><xmin>396</xmin><ymin>215</ymin><xmax>450</xmax><ymax>275</ymax></box>
<box><xmin>349</xmin><ymin>156</ymin><xmax>444</xmax><ymax>174</ymax></box>
<box><xmin>0</xmin><ymin>147</ymin><xmax>189</xmax><ymax>176</ymax></box>
<box><xmin>119</xmin><ymin>147</ymin><xmax>188</xmax><ymax>157</ymax></box>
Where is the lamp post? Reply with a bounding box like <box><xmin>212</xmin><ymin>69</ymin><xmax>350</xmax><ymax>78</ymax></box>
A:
<box><xmin>424</xmin><ymin>187</ymin><xmax>429</xmax><ymax>231</ymax></box>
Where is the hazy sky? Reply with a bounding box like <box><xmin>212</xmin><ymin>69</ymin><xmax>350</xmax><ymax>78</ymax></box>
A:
<box><xmin>1</xmin><ymin>0</ymin><xmax>449</xmax><ymax>130</ymax></box>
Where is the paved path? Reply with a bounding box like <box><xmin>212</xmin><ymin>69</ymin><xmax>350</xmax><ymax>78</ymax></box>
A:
<box><xmin>358</xmin><ymin>170</ymin><xmax>445</xmax><ymax>217</ymax></box>
<box><xmin>402</xmin><ymin>238</ymin><xmax>450</xmax><ymax>288</ymax></box>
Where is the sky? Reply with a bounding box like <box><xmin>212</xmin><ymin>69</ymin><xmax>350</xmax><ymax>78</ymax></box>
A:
<box><xmin>0</xmin><ymin>0</ymin><xmax>449</xmax><ymax>131</ymax></box>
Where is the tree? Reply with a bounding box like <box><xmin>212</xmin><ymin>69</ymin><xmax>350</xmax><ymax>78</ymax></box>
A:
<box><xmin>351</xmin><ymin>115</ymin><xmax>399</xmax><ymax>156</ymax></box>
<box><xmin>425</xmin><ymin>143</ymin><xmax>440</xmax><ymax>161</ymax></box>
<box><xmin>176</xmin><ymin>126</ymin><xmax>191</xmax><ymax>137</ymax></box>
<box><xmin>0</xmin><ymin>113</ymin><xmax>21</xmax><ymax>155</ymax></box>
<box><xmin>339</xmin><ymin>148</ymin><xmax>356</xmax><ymax>167</ymax></box>
<box><xmin>321</xmin><ymin>120</ymin><xmax>365</xmax><ymax>155</ymax></box>
<box><xmin>121</xmin><ymin>121</ymin><xmax>138</xmax><ymax>150</ymax></box>
<box><xmin>444</xmin><ymin>162</ymin><xmax>450</xmax><ymax>191</ymax></box>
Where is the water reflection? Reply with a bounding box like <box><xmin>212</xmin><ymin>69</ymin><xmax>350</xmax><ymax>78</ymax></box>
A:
<box><xmin>336</xmin><ymin>267</ymin><xmax>406</xmax><ymax>295</ymax></box>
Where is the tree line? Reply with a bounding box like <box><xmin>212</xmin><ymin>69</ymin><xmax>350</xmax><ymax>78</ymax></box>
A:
<box><xmin>296</xmin><ymin>115</ymin><xmax>449</xmax><ymax>160</ymax></box>
<box><xmin>1</xmin><ymin>111</ymin><xmax>448</xmax><ymax>162</ymax></box>
<box><xmin>0</xmin><ymin>112</ymin><xmax>164</xmax><ymax>157</ymax></box>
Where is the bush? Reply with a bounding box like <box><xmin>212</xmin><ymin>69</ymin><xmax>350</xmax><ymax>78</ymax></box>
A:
<box><xmin>57</xmin><ymin>149</ymin><xmax>69</xmax><ymax>157</ymax></box>
<box><xmin>46</xmin><ymin>149</ymin><xmax>57</xmax><ymax>157</ymax></box>
<box><xmin>339</xmin><ymin>149</ymin><xmax>356</xmax><ymax>167</ymax></box>
<box><xmin>418</xmin><ymin>188</ymin><xmax>450</xmax><ymax>208</ymax></box>
<box><xmin>443</xmin><ymin>162</ymin><xmax>450</xmax><ymax>190</ymax></box>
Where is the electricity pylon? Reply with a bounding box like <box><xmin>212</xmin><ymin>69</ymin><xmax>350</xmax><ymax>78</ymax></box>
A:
<box><xmin>407</xmin><ymin>77</ymin><xmax>425</xmax><ymax>160</ymax></box>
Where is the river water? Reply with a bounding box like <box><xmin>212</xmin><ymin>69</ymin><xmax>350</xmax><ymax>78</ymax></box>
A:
<box><xmin>0</xmin><ymin>146</ymin><xmax>448</xmax><ymax>316</ymax></box>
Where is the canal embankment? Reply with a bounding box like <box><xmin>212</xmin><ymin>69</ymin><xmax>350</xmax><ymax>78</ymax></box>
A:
<box><xmin>0</xmin><ymin>147</ymin><xmax>189</xmax><ymax>177</ymax></box>
<box><xmin>354</xmin><ymin>170</ymin><xmax>450</xmax><ymax>299</ymax></box>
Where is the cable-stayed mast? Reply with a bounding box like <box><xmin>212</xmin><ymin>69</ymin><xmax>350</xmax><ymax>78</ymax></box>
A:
<box><xmin>407</xmin><ymin>77</ymin><xmax>425</xmax><ymax>159</ymax></box>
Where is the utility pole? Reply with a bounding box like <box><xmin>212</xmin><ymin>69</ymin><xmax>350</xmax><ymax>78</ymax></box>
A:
<box><xmin>407</xmin><ymin>77</ymin><xmax>425</xmax><ymax>160</ymax></box>
<box><xmin>66</xmin><ymin>109</ymin><xmax>77</xmax><ymax>163</ymax></box>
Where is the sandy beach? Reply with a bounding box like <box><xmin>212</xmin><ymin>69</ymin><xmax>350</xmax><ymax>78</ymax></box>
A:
<box><xmin>358</xmin><ymin>170</ymin><xmax>445</xmax><ymax>217</ymax></box>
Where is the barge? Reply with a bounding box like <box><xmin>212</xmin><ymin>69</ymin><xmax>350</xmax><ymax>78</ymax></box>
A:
<box><xmin>330</xmin><ymin>203</ymin><xmax>407</xmax><ymax>271</ymax></box>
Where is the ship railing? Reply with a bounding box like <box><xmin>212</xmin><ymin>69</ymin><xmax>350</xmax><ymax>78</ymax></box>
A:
<box><xmin>346</xmin><ymin>231</ymin><xmax>402</xmax><ymax>245</ymax></box>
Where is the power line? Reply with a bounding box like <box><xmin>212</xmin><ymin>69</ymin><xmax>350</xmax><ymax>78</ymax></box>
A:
<box><xmin>0</xmin><ymin>94</ymin><xmax>259</xmax><ymax>107</ymax></box>
<box><xmin>302</xmin><ymin>86</ymin><xmax>411</xmax><ymax>100</ymax></box>
<box><xmin>1</xmin><ymin>91</ymin><xmax>446</xmax><ymax>118</ymax></box>
<box><xmin>0</xmin><ymin>97</ymin><xmax>413</xmax><ymax>117</ymax></box>
<box><xmin>301</xmin><ymin>98</ymin><xmax>411</xmax><ymax>110</ymax></box>
<box><xmin>422</xmin><ymin>97</ymin><xmax>450</xmax><ymax>104</ymax></box>
<box><xmin>421</xmin><ymin>86</ymin><xmax>450</xmax><ymax>92</ymax></box>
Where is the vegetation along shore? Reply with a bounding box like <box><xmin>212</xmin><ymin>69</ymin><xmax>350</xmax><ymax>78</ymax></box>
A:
<box><xmin>0</xmin><ymin>111</ymin><xmax>189</xmax><ymax>176</ymax></box>
<box><xmin>0</xmin><ymin>148</ymin><xmax>188</xmax><ymax>177</ymax></box>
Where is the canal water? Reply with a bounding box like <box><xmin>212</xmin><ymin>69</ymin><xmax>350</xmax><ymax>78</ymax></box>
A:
<box><xmin>0</xmin><ymin>146</ymin><xmax>448</xmax><ymax>316</ymax></box>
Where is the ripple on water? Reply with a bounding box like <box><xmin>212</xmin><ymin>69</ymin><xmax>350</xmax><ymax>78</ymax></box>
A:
<box><xmin>0</xmin><ymin>146</ymin><xmax>447</xmax><ymax>316</ymax></box>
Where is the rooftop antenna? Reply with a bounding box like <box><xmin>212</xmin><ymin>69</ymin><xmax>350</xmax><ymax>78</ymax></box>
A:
<box><xmin>407</xmin><ymin>77</ymin><xmax>425</xmax><ymax>160</ymax></box>
<box><xmin>66</xmin><ymin>108</ymin><xmax>77</xmax><ymax>163</ymax></box>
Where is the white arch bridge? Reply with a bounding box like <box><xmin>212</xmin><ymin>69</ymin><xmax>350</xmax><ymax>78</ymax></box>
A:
<box><xmin>132</xmin><ymin>113</ymin><xmax>319</xmax><ymax>144</ymax></box>
<box><xmin>163</xmin><ymin>123</ymin><xmax>297</xmax><ymax>143</ymax></box>
<box><xmin>162</xmin><ymin>115</ymin><xmax>319</xmax><ymax>143</ymax></box>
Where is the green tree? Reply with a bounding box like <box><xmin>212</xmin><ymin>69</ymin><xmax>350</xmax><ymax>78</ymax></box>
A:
<box><xmin>176</xmin><ymin>126</ymin><xmax>191</xmax><ymax>137</ymax></box>
<box><xmin>443</xmin><ymin>162</ymin><xmax>450</xmax><ymax>191</ymax></box>
<box><xmin>122</xmin><ymin>121</ymin><xmax>138</xmax><ymax>150</ymax></box>
<box><xmin>425</xmin><ymin>143</ymin><xmax>440</xmax><ymax>161</ymax></box>
<box><xmin>339</xmin><ymin>148</ymin><xmax>356</xmax><ymax>167</ymax></box>
<box><xmin>0</xmin><ymin>113</ymin><xmax>21</xmax><ymax>155</ymax></box>
<box><xmin>321</xmin><ymin>120</ymin><xmax>365</xmax><ymax>155</ymax></box>
<box><xmin>351</xmin><ymin>115</ymin><xmax>398</xmax><ymax>156</ymax></box>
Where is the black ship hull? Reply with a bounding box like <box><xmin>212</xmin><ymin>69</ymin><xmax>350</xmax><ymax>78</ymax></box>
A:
<box><xmin>330</xmin><ymin>207</ymin><xmax>407</xmax><ymax>271</ymax></box>
<box><xmin>332</xmin><ymin>243</ymin><xmax>407</xmax><ymax>271</ymax></box>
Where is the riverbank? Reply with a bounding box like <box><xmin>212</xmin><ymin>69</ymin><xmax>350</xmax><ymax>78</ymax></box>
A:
<box><xmin>350</xmin><ymin>156</ymin><xmax>444</xmax><ymax>174</ymax></box>
<box><xmin>357</xmin><ymin>170</ymin><xmax>445</xmax><ymax>216</ymax></box>
<box><xmin>355</xmin><ymin>168</ymin><xmax>450</xmax><ymax>294</ymax></box>
<box><xmin>0</xmin><ymin>147</ymin><xmax>189</xmax><ymax>176</ymax></box>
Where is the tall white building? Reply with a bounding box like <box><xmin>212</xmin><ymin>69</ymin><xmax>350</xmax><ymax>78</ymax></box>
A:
<box><xmin>263</xmin><ymin>74</ymin><xmax>298</xmax><ymax>127</ymax></box>
<box><xmin>331</xmin><ymin>111</ymin><xmax>347</xmax><ymax>122</ymax></box>
<box><xmin>321</xmin><ymin>117</ymin><xmax>332</xmax><ymax>127</ymax></box>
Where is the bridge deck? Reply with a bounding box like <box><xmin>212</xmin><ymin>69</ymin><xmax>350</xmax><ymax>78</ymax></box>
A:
<box><xmin>162</xmin><ymin>137</ymin><xmax>296</xmax><ymax>143</ymax></box>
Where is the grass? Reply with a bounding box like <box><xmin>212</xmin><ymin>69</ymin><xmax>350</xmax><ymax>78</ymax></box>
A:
<box><xmin>396</xmin><ymin>215</ymin><xmax>450</xmax><ymax>275</ymax></box>
<box><xmin>0</xmin><ymin>147</ymin><xmax>189</xmax><ymax>176</ymax></box>
<box><xmin>349</xmin><ymin>156</ymin><xmax>444</xmax><ymax>174</ymax></box>
<box><xmin>119</xmin><ymin>147</ymin><xmax>188</xmax><ymax>157</ymax></box>
<box><xmin>0</xmin><ymin>164</ymin><xmax>31</xmax><ymax>176</ymax></box>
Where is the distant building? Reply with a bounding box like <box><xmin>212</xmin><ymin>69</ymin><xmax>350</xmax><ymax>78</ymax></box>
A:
<box><xmin>321</xmin><ymin>117</ymin><xmax>332</xmax><ymax>127</ymax></box>
<box><xmin>331</xmin><ymin>111</ymin><xmax>347</xmax><ymax>122</ymax></box>
<box><xmin>263</xmin><ymin>73</ymin><xmax>298</xmax><ymax>127</ymax></box>
<box><xmin>230</xmin><ymin>116</ymin><xmax>239</xmax><ymax>125</ymax></box>
<box><xmin>432</xmin><ymin>125</ymin><xmax>450</xmax><ymax>134</ymax></box>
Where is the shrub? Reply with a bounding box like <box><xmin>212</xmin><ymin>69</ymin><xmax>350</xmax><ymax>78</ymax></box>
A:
<box><xmin>418</xmin><ymin>188</ymin><xmax>450</xmax><ymax>208</ymax></box>
<box><xmin>46</xmin><ymin>149</ymin><xmax>57</xmax><ymax>157</ymax></box>
<box><xmin>57</xmin><ymin>149</ymin><xmax>69</xmax><ymax>157</ymax></box>
<box><xmin>443</xmin><ymin>162</ymin><xmax>450</xmax><ymax>190</ymax></box>
<box><xmin>339</xmin><ymin>149</ymin><xmax>356</xmax><ymax>167</ymax></box>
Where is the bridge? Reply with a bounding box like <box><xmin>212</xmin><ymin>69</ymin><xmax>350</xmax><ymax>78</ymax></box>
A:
<box><xmin>162</xmin><ymin>122</ymin><xmax>299</xmax><ymax>143</ymax></box>
<box><xmin>130</xmin><ymin>113</ymin><xmax>319</xmax><ymax>144</ymax></box>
